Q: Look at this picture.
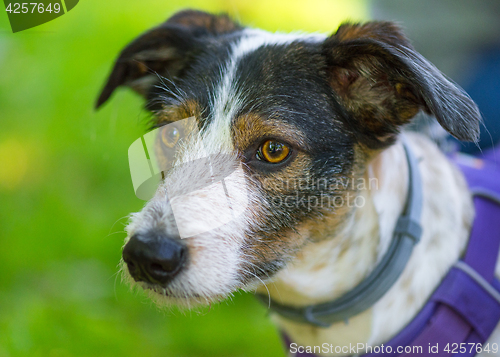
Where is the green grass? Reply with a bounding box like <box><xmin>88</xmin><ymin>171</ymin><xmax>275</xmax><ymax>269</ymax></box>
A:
<box><xmin>0</xmin><ymin>1</ymin><xmax>367</xmax><ymax>356</ymax></box>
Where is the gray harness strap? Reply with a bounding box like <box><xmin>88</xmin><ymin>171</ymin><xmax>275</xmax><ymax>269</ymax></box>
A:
<box><xmin>256</xmin><ymin>138</ymin><xmax>423</xmax><ymax>327</ymax></box>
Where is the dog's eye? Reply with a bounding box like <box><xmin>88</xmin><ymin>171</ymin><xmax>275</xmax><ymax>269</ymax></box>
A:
<box><xmin>161</xmin><ymin>126</ymin><xmax>180</xmax><ymax>148</ymax></box>
<box><xmin>257</xmin><ymin>140</ymin><xmax>291</xmax><ymax>163</ymax></box>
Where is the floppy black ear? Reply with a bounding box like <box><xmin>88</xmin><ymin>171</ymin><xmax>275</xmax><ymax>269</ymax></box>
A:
<box><xmin>322</xmin><ymin>22</ymin><xmax>481</xmax><ymax>148</ymax></box>
<box><xmin>95</xmin><ymin>10</ymin><xmax>241</xmax><ymax>109</ymax></box>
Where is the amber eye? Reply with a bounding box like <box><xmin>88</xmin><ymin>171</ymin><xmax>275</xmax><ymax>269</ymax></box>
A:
<box><xmin>257</xmin><ymin>140</ymin><xmax>291</xmax><ymax>163</ymax></box>
<box><xmin>161</xmin><ymin>126</ymin><xmax>180</xmax><ymax>148</ymax></box>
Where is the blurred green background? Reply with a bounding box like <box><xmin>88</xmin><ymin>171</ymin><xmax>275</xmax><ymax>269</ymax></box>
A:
<box><xmin>0</xmin><ymin>1</ymin><xmax>366</xmax><ymax>356</ymax></box>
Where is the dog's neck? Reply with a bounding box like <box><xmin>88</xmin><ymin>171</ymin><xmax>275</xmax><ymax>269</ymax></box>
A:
<box><xmin>258</xmin><ymin>134</ymin><xmax>474</xmax><ymax>354</ymax></box>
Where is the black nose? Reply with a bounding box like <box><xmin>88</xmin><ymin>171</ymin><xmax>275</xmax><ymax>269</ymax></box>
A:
<box><xmin>122</xmin><ymin>232</ymin><xmax>187</xmax><ymax>286</ymax></box>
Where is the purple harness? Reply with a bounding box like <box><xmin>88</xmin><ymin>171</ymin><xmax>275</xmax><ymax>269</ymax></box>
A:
<box><xmin>284</xmin><ymin>146</ymin><xmax>500</xmax><ymax>357</ymax></box>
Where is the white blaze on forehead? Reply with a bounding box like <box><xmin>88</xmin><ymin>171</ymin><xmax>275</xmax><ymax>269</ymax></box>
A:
<box><xmin>205</xmin><ymin>29</ymin><xmax>327</xmax><ymax>152</ymax></box>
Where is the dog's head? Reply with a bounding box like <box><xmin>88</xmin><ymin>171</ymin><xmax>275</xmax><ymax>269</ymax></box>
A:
<box><xmin>97</xmin><ymin>10</ymin><xmax>481</xmax><ymax>307</ymax></box>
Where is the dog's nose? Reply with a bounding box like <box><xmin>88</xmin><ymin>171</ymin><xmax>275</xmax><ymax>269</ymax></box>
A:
<box><xmin>122</xmin><ymin>232</ymin><xmax>187</xmax><ymax>286</ymax></box>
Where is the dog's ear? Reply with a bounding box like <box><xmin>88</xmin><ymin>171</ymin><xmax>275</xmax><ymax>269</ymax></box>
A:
<box><xmin>322</xmin><ymin>22</ymin><xmax>481</xmax><ymax>147</ymax></box>
<box><xmin>95</xmin><ymin>10</ymin><xmax>241</xmax><ymax>109</ymax></box>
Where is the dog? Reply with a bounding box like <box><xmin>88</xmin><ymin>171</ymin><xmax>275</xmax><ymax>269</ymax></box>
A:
<box><xmin>96</xmin><ymin>10</ymin><xmax>500</xmax><ymax>356</ymax></box>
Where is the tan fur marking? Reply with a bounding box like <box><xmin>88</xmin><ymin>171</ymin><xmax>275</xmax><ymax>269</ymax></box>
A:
<box><xmin>241</xmin><ymin>153</ymin><xmax>314</xmax><ymax>266</ymax></box>
<box><xmin>334</xmin><ymin>22</ymin><xmax>407</xmax><ymax>45</ymax></box>
<box><xmin>233</xmin><ymin>113</ymin><xmax>307</xmax><ymax>151</ymax></box>
<box><xmin>157</xmin><ymin>99</ymin><xmax>201</xmax><ymax>124</ymax></box>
